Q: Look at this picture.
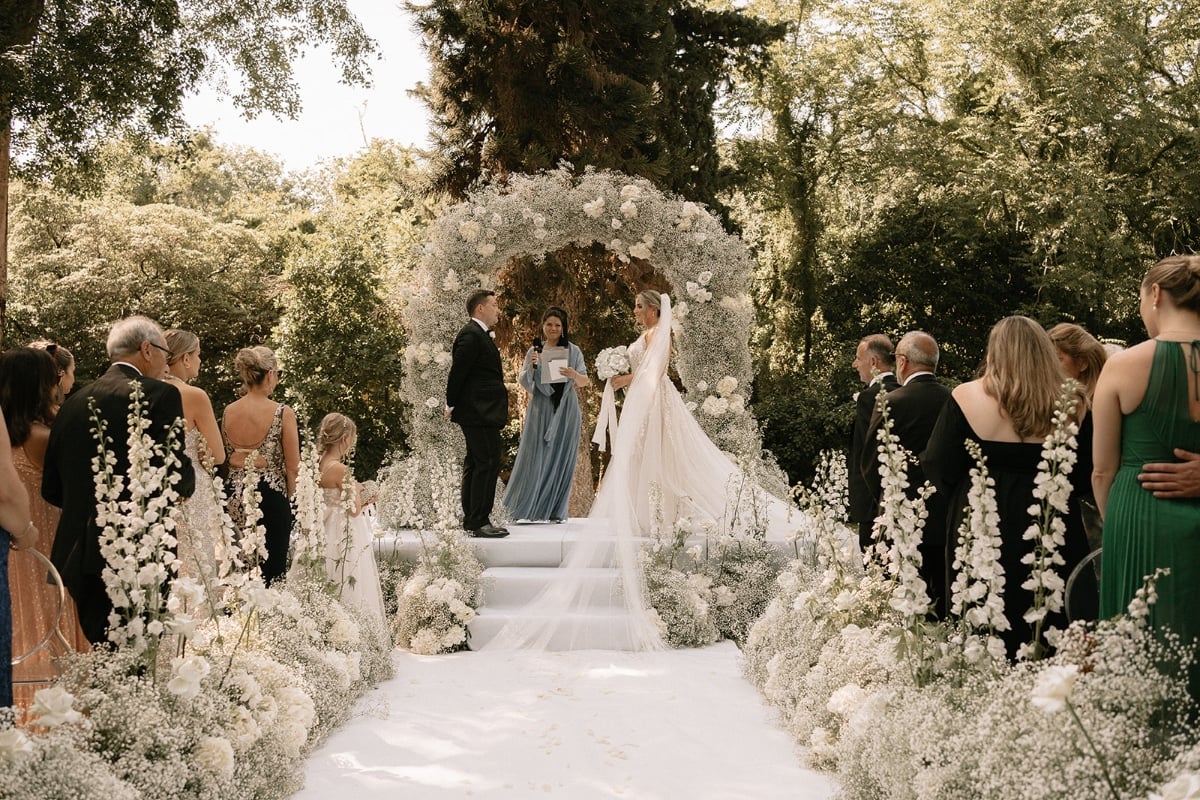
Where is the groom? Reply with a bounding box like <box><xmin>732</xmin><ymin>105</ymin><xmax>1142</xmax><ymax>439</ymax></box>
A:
<box><xmin>446</xmin><ymin>289</ymin><xmax>510</xmax><ymax>538</ymax></box>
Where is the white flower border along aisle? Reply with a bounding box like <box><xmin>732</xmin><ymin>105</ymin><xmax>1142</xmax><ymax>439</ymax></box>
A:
<box><xmin>392</xmin><ymin>165</ymin><xmax>781</xmax><ymax>528</ymax></box>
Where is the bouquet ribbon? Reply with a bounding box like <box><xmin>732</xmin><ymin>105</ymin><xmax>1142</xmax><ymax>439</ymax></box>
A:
<box><xmin>591</xmin><ymin>379</ymin><xmax>620</xmax><ymax>452</ymax></box>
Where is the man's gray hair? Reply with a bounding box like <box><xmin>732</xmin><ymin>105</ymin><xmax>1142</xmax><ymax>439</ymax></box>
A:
<box><xmin>106</xmin><ymin>316</ymin><xmax>166</xmax><ymax>359</ymax></box>
<box><xmin>900</xmin><ymin>331</ymin><xmax>940</xmax><ymax>370</ymax></box>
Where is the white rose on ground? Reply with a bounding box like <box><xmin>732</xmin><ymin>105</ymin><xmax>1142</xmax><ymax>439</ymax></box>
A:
<box><xmin>410</xmin><ymin>628</ymin><xmax>443</xmax><ymax>655</ymax></box>
<box><xmin>1030</xmin><ymin>664</ymin><xmax>1079</xmax><ymax>713</ymax></box>
<box><xmin>620</xmin><ymin>184</ymin><xmax>642</xmax><ymax>200</ymax></box>
<box><xmin>425</xmin><ymin>396</ymin><xmax>441</xmax><ymax>410</ymax></box>
<box><xmin>827</xmin><ymin>683</ymin><xmax>867</xmax><ymax>717</ymax></box>
<box><xmin>611</xmin><ymin>217</ymin><xmax>622</xmax><ymax>229</ymax></box>
<box><xmin>608</xmin><ymin>238</ymin><xmax>625</xmax><ymax>253</ymax></box>
<box><xmin>458</xmin><ymin>220</ymin><xmax>482</xmax><ymax>241</ymax></box>
<box><xmin>716</xmin><ymin>376</ymin><xmax>738</xmax><ymax>396</ymax></box>
<box><xmin>168</xmin><ymin>654</ymin><xmax>212</xmax><ymax>700</ymax></box>
<box><xmin>698</xmin><ymin>270</ymin><xmax>713</xmax><ymax>285</ymax></box>
<box><xmin>31</xmin><ymin>686</ymin><xmax>82</xmax><ymax>727</ymax></box>
<box><xmin>1150</xmin><ymin>772</ymin><xmax>1200</xmax><ymax>800</ymax></box>
<box><xmin>629</xmin><ymin>241</ymin><xmax>652</xmax><ymax>260</ymax></box>
<box><xmin>442</xmin><ymin>625</ymin><xmax>467</xmax><ymax>649</ymax></box>
<box><xmin>620</xmin><ymin>199</ymin><xmax>638</xmax><ymax>219</ymax></box>
<box><xmin>0</xmin><ymin>728</ymin><xmax>33</xmax><ymax>763</ymax></box>
<box><xmin>476</xmin><ymin>242</ymin><xmax>496</xmax><ymax>257</ymax></box>
<box><xmin>195</xmin><ymin>736</ymin><xmax>236</xmax><ymax>778</ymax></box>
<box><xmin>533</xmin><ymin>227</ymin><xmax>549</xmax><ymax>239</ymax></box>
<box><xmin>490</xmin><ymin>213</ymin><xmax>502</xmax><ymax>226</ymax></box>
<box><xmin>583</xmin><ymin>197</ymin><xmax>606</xmax><ymax>217</ymax></box>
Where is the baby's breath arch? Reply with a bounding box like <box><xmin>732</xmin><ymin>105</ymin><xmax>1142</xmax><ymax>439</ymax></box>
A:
<box><xmin>390</xmin><ymin>166</ymin><xmax>778</xmax><ymax>526</ymax></box>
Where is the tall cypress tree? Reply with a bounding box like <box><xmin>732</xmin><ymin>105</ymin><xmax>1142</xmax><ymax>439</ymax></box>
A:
<box><xmin>409</xmin><ymin>0</ymin><xmax>781</xmax><ymax>209</ymax></box>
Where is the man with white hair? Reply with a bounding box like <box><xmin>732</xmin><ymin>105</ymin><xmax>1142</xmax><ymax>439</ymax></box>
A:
<box><xmin>43</xmin><ymin>315</ymin><xmax>195</xmax><ymax>644</ymax></box>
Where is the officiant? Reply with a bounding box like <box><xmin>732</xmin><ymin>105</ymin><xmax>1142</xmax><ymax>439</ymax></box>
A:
<box><xmin>503</xmin><ymin>306</ymin><xmax>590</xmax><ymax>522</ymax></box>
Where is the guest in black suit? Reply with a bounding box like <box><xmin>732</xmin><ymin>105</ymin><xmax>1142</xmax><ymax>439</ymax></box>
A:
<box><xmin>446</xmin><ymin>290</ymin><xmax>510</xmax><ymax>538</ymax></box>
<box><xmin>849</xmin><ymin>334</ymin><xmax>898</xmax><ymax>550</ymax></box>
<box><xmin>864</xmin><ymin>332</ymin><xmax>953</xmax><ymax>615</ymax></box>
<box><xmin>42</xmin><ymin>316</ymin><xmax>195</xmax><ymax>644</ymax></box>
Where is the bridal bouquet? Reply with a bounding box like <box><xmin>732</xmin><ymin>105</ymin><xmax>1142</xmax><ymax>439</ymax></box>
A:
<box><xmin>596</xmin><ymin>346</ymin><xmax>631</xmax><ymax>381</ymax></box>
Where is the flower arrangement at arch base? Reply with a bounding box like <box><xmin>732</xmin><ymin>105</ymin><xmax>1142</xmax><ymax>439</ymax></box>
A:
<box><xmin>0</xmin><ymin>387</ymin><xmax>393</xmax><ymax>799</ymax></box>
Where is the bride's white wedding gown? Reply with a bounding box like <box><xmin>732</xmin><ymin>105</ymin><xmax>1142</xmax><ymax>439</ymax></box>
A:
<box><xmin>482</xmin><ymin>294</ymin><xmax>804</xmax><ymax>651</ymax></box>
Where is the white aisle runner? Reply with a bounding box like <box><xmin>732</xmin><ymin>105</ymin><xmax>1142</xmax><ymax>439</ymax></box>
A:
<box><xmin>295</xmin><ymin>641</ymin><xmax>836</xmax><ymax>800</ymax></box>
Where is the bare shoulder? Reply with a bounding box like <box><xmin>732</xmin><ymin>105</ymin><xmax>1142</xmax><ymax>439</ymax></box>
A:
<box><xmin>320</xmin><ymin>460</ymin><xmax>347</xmax><ymax>488</ymax></box>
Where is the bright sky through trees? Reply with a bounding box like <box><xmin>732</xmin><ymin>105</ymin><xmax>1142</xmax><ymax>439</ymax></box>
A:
<box><xmin>183</xmin><ymin>0</ymin><xmax>431</xmax><ymax>170</ymax></box>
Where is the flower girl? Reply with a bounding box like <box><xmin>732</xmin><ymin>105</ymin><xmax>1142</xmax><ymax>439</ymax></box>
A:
<box><xmin>318</xmin><ymin>413</ymin><xmax>385</xmax><ymax>621</ymax></box>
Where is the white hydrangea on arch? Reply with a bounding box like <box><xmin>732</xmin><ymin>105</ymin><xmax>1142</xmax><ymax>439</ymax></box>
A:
<box><xmin>392</xmin><ymin>166</ymin><xmax>781</xmax><ymax>525</ymax></box>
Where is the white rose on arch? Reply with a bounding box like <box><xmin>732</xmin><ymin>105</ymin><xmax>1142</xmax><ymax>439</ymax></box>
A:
<box><xmin>716</xmin><ymin>376</ymin><xmax>738</xmax><ymax>397</ymax></box>
<box><xmin>698</xmin><ymin>270</ymin><xmax>713</xmax><ymax>285</ymax></box>
<box><xmin>458</xmin><ymin>220</ymin><xmax>482</xmax><ymax>242</ymax></box>
<box><xmin>477</xmin><ymin>242</ymin><xmax>497</xmax><ymax>257</ymax></box>
<box><xmin>583</xmin><ymin>197</ymin><xmax>606</xmax><ymax>218</ymax></box>
<box><xmin>620</xmin><ymin>199</ymin><xmax>639</xmax><ymax>219</ymax></box>
<box><xmin>702</xmin><ymin>395</ymin><xmax>729</xmax><ymax>417</ymax></box>
<box><xmin>629</xmin><ymin>240</ymin><xmax>653</xmax><ymax>260</ymax></box>
<box><xmin>620</xmin><ymin>184</ymin><xmax>643</xmax><ymax>201</ymax></box>
<box><xmin>611</xmin><ymin>218</ymin><xmax>622</xmax><ymax>230</ymax></box>
<box><xmin>442</xmin><ymin>269</ymin><xmax>461</xmax><ymax>292</ymax></box>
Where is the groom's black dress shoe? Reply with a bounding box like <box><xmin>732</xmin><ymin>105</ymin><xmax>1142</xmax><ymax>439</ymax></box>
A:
<box><xmin>471</xmin><ymin>524</ymin><xmax>509</xmax><ymax>538</ymax></box>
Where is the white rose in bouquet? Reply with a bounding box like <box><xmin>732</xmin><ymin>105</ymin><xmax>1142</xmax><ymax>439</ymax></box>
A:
<box><xmin>595</xmin><ymin>346</ymin><xmax>632</xmax><ymax>381</ymax></box>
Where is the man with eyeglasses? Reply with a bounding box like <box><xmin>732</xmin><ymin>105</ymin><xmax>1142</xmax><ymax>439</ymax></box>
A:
<box><xmin>42</xmin><ymin>315</ymin><xmax>195</xmax><ymax>645</ymax></box>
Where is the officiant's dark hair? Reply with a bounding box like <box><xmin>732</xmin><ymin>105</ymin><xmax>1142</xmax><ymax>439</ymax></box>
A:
<box><xmin>466</xmin><ymin>289</ymin><xmax>495</xmax><ymax>317</ymax></box>
<box><xmin>542</xmin><ymin>306</ymin><xmax>569</xmax><ymax>346</ymax></box>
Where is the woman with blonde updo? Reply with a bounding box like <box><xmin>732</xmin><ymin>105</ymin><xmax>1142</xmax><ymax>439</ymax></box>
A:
<box><xmin>1094</xmin><ymin>255</ymin><xmax>1200</xmax><ymax>696</ymax></box>
<box><xmin>28</xmin><ymin>341</ymin><xmax>75</xmax><ymax>411</ymax></box>
<box><xmin>164</xmin><ymin>330</ymin><xmax>225</xmax><ymax>584</ymax></box>
<box><xmin>317</xmin><ymin>413</ymin><xmax>384</xmax><ymax>620</ymax></box>
<box><xmin>221</xmin><ymin>346</ymin><xmax>300</xmax><ymax>585</ymax></box>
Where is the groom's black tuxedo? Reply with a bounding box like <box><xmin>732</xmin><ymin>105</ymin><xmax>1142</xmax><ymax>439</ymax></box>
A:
<box><xmin>446</xmin><ymin>320</ymin><xmax>509</xmax><ymax>531</ymax></box>
<box><xmin>42</xmin><ymin>364</ymin><xmax>195</xmax><ymax>644</ymax></box>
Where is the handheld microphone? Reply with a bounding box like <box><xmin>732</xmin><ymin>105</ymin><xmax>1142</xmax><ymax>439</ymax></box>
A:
<box><xmin>533</xmin><ymin>337</ymin><xmax>543</xmax><ymax>353</ymax></box>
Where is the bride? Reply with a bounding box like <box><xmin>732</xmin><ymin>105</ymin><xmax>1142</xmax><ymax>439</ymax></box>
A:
<box><xmin>482</xmin><ymin>290</ymin><xmax>800</xmax><ymax>651</ymax></box>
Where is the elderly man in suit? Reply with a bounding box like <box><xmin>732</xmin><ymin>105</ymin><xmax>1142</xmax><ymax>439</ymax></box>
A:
<box><xmin>863</xmin><ymin>331</ymin><xmax>953</xmax><ymax>615</ymax></box>
<box><xmin>43</xmin><ymin>316</ymin><xmax>195</xmax><ymax>644</ymax></box>
<box><xmin>849</xmin><ymin>334</ymin><xmax>898</xmax><ymax>551</ymax></box>
<box><xmin>446</xmin><ymin>289</ymin><xmax>510</xmax><ymax>538</ymax></box>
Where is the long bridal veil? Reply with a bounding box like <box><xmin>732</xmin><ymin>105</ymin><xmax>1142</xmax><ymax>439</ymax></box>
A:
<box><xmin>480</xmin><ymin>294</ymin><xmax>803</xmax><ymax>651</ymax></box>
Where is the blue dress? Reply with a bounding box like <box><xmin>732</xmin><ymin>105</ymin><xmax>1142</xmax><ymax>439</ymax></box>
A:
<box><xmin>504</xmin><ymin>342</ymin><xmax>587</xmax><ymax>521</ymax></box>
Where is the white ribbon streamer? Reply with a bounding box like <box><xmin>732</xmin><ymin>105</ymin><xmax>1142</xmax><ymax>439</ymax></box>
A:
<box><xmin>591</xmin><ymin>378</ymin><xmax>620</xmax><ymax>452</ymax></box>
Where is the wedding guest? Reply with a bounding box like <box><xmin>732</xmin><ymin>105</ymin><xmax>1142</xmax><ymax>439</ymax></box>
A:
<box><xmin>0</xmin><ymin>348</ymin><xmax>90</xmax><ymax>701</ymax></box>
<box><xmin>862</xmin><ymin>332</ymin><xmax>952</xmax><ymax>615</ymax></box>
<box><xmin>923</xmin><ymin>316</ymin><xmax>1090</xmax><ymax>658</ymax></box>
<box><xmin>43</xmin><ymin>316</ymin><xmax>195</xmax><ymax>645</ymax></box>
<box><xmin>849</xmin><ymin>334</ymin><xmax>898</xmax><ymax>550</ymax></box>
<box><xmin>1048</xmin><ymin>323</ymin><xmax>1107</xmax><ymax>400</ymax></box>
<box><xmin>1094</xmin><ymin>255</ymin><xmax>1200</xmax><ymax>697</ymax></box>
<box><xmin>164</xmin><ymin>330</ymin><xmax>225</xmax><ymax>584</ymax></box>
<box><xmin>317</xmin><ymin>413</ymin><xmax>384</xmax><ymax>621</ymax></box>
<box><xmin>222</xmin><ymin>346</ymin><xmax>300</xmax><ymax>585</ymax></box>
<box><xmin>504</xmin><ymin>306</ymin><xmax>590</xmax><ymax>522</ymax></box>
<box><xmin>29</xmin><ymin>340</ymin><xmax>75</xmax><ymax>409</ymax></box>
<box><xmin>0</xmin><ymin>406</ymin><xmax>38</xmax><ymax>707</ymax></box>
<box><xmin>1048</xmin><ymin>322</ymin><xmax>1107</xmax><ymax>572</ymax></box>
<box><xmin>446</xmin><ymin>289</ymin><xmax>510</xmax><ymax>538</ymax></box>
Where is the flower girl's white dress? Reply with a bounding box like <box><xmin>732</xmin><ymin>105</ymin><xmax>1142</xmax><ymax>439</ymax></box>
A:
<box><xmin>322</xmin><ymin>487</ymin><xmax>385</xmax><ymax>622</ymax></box>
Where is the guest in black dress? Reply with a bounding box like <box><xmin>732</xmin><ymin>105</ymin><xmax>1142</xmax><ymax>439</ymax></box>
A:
<box><xmin>923</xmin><ymin>316</ymin><xmax>1092</xmax><ymax>658</ymax></box>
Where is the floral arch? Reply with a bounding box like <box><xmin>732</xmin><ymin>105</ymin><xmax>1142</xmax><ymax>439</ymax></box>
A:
<box><xmin>392</xmin><ymin>166</ymin><xmax>781</xmax><ymax>524</ymax></box>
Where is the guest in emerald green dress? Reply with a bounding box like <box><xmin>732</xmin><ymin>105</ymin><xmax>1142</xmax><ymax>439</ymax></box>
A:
<box><xmin>1094</xmin><ymin>255</ymin><xmax>1200</xmax><ymax>694</ymax></box>
<box><xmin>504</xmin><ymin>307</ymin><xmax>590</xmax><ymax>522</ymax></box>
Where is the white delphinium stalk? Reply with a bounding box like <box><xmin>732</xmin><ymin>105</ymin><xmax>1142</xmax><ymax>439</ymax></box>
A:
<box><xmin>1019</xmin><ymin>383</ymin><xmax>1080</xmax><ymax>660</ymax></box>
<box><xmin>328</xmin><ymin>466</ymin><xmax>359</xmax><ymax>598</ymax></box>
<box><xmin>90</xmin><ymin>385</ymin><xmax>187</xmax><ymax>669</ymax></box>
<box><xmin>949</xmin><ymin>439</ymin><xmax>1010</xmax><ymax>664</ymax></box>
<box><xmin>289</xmin><ymin>441</ymin><xmax>327</xmax><ymax>575</ymax></box>
<box><xmin>235</xmin><ymin>456</ymin><xmax>269</xmax><ymax>583</ymax></box>
<box><xmin>871</xmin><ymin>396</ymin><xmax>932</xmax><ymax>620</ymax></box>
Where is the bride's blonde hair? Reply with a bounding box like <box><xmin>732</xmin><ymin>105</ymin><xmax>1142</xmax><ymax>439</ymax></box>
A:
<box><xmin>317</xmin><ymin>412</ymin><xmax>357</xmax><ymax>458</ymax></box>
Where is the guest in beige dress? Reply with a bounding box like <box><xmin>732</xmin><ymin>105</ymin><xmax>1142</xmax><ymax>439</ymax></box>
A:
<box><xmin>0</xmin><ymin>348</ymin><xmax>89</xmax><ymax>705</ymax></box>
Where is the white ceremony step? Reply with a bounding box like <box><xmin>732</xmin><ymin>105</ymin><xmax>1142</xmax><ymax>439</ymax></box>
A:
<box><xmin>479</xmin><ymin>566</ymin><xmax>623</xmax><ymax>609</ymax></box>
<box><xmin>467</xmin><ymin>609</ymin><xmax>647</xmax><ymax>651</ymax></box>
